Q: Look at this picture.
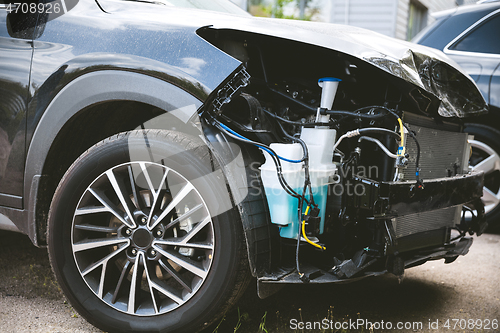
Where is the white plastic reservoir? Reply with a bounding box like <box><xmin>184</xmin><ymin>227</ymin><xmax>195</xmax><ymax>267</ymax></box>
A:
<box><xmin>259</xmin><ymin>128</ymin><xmax>337</xmax><ymax>240</ymax></box>
<box><xmin>260</xmin><ymin>143</ymin><xmax>303</xmax><ymax>237</ymax></box>
<box><xmin>298</xmin><ymin>127</ymin><xmax>337</xmax><ymax>237</ymax></box>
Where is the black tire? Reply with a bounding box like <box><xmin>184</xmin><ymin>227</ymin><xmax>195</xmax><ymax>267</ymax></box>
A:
<box><xmin>465</xmin><ymin>124</ymin><xmax>500</xmax><ymax>232</ymax></box>
<box><xmin>47</xmin><ymin>130</ymin><xmax>251</xmax><ymax>333</ymax></box>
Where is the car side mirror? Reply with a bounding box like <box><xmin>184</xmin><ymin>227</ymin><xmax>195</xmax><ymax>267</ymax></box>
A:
<box><xmin>7</xmin><ymin>12</ymin><xmax>45</xmax><ymax>39</ymax></box>
<box><xmin>6</xmin><ymin>1</ymin><xmax>47</xmax><ymax>39</ymax></box>
<box><xmin>5</xmin><ymin>0</ymin><xmax>81</xmax><ymax>40</ymax></box>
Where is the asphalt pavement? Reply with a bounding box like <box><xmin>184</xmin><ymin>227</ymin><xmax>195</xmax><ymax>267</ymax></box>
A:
<box><xmin>0</xmin><ymin>230</ymin><xmax>498</xmax><ymax>332</ymax></box>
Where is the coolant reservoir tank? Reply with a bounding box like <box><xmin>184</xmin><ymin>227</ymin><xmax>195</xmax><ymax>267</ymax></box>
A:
<box><xmin>300</xmin><ymin>128</ymin><xmax>337</xmax><ymax>171</ymax></box>
<box><xmin>259</xmin><ymin>143</ymin><xmax>304</xmax><ymax>228</ymax></box>
<box><xmin>259</xmin><ymin>129</ymin><xmax>337</xmax><ymax>240</ymax></box>
<box><xmin>298</xmin><ymin>127</ymin><xmax>337</xmax><ymax>236</ymax></box>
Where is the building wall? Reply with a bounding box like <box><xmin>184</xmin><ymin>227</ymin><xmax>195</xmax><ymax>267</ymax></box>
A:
<box><xmin>230</xmin><ymin>0</ymin><xmax>248</xmax><ymax>10</ymax></box>
<box><xmin>317</xmin><ymin>0</ymin><xmax>457</xmax><ymax>40</ymax></box>
<box><xmin>395</xmin><ymin>0</ymin><xmax>410</xmax><ymax>39</ymax></box>
<box><xmin>233</xmin><ymin>0</ymin><xmax>458</xmax><ymax>40</ymax></box>
<box><xmin>324</xmin><ymin>0</ymin><xmax>398</xmax><ymax>37</ymax></box>
<box><xmin>395</xmin><ymin>0</ymin><xmax>457</xmax><ymax>39</ymax></box>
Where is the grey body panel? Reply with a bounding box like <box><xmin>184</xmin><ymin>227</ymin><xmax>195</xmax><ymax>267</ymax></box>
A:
<box><xmin>0</xmin><ymin>213</ymin><xmax>20</xmax><ymax>233</ymax></box>
<box><xmin>21</xmin><ymin>70</ymin><xmax>203</xmax><ymax>242</ymax></box>
<box><xmin>489</xmin><ymin>63</ymin><xmax>500</xmax><ymax>109</ymax></box>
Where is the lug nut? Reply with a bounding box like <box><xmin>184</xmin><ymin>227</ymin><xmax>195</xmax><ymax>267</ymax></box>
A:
<box><xmin>141</xmin><ymin>217</ymin><xmax>147</xmax><ymax>224</ymax></box>
<box><xmin>156</xmin><ymin>230</ymin><xmax>162</xmax><ymax>237</ymax></box>
<box><xmin>125</xmin><ymin>229</ymin><xmax>132</xmax><ymax>235</ymax></box>
<box><xmin>131</xmin><ymin>248</ymin><xmax>138</xmax><ymax>256</ymax></box>
<box><xmin>150</xmin><ymin>249</ymin><xmax>157</xmax><ymax>256</ymax></box>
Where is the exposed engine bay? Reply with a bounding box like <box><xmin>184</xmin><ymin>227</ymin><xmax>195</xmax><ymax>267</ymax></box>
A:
<box><xmin>198</xmin><ymin>29</ymin><xmax>487</xmax><ymax>296</ymax></box>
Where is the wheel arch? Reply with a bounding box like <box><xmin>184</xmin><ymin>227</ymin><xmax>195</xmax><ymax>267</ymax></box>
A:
<box><xmin>464</xmin><ymin>104</ymin><xmax>500</xmax><ymax>131</ymax></box>
<box><xmin>25</xmin><ymin>70</ymin><xmax>274</xmax><ymax>277</ymax></box>
<box><xmin>26</xmin><ymin>70</ymin><xmax>203</xmax><ymax>246</ymax></box>
<box><xmin>202</xmin><ymin>122</ymin><xmax>274</xmax><ymax>277</ymax></box>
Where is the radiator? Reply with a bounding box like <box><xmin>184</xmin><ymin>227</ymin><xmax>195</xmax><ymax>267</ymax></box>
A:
<box><xmin>394</xmin><ymin>113</ymin><xmax>469</xmax><ymax>252</ymax></box>
<box><xmin>402</xmin><ymin>113</ymin><xmax>470</xmax><ymax>180</ymax></box>
<box><xmin>393</xmin><ymin>206</ymin><xmax>462</xmax><ymax>239</ymax></box>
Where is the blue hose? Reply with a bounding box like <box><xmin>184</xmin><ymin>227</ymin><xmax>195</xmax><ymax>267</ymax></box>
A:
<box><xmin>218</xmin><ymin>123</ymin><xmax>303</xmax><ymax>163</ymax></box>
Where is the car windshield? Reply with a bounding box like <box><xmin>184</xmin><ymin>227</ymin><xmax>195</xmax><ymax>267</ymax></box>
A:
<box><xmin>137</xmin><ymin>0</ymin><xmax>250</xmax><ymax>15</ymax></box>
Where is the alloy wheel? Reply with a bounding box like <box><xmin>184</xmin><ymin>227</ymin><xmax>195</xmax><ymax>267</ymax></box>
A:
<box><xmin>469</xmin><ymin>139</ymin><xmax>500</xmax><ymax>215</ymax></box>
<box><xmin>71</xmin><ymin>161</ymin><xmax>214</xmax><ymax>316</ymax></box>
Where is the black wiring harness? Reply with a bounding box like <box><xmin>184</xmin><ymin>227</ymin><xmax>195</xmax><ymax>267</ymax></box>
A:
<box><xmin>320</xmin><ymin>105</ymin><xmax>423</xmax><ymax>188</ymax></box>
<box><xmin>209</xmin><ymin>114</ymin><xmax>318</xmax><ymax>281</ymax></box>
<box><xmin>207</xmin><ymin>102</ymin><xmax>423</xmax><ymax>282</ymax></box>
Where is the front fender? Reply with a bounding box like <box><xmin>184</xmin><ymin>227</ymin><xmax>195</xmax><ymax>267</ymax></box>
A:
<box><xmin>24</xmin><ymin>70</ymin><xmax>202</xmax><ymax>244</ymax></box>
<box><xmin>202</xmin><ymin>121</ymin><xmax>273</xmax><ymax>277</ymax></box>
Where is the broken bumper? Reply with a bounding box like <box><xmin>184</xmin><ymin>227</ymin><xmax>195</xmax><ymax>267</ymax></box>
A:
<box><xmin>348</xmin><ymin>170</ymin><xmax>484</xmax><ymax>218</ymax></box>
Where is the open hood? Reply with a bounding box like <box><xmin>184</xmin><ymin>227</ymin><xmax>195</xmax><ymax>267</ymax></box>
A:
<box><xmin>206</xmin><ymin>17</ymin><xmax>488</xmax><ymax>118</ymax></box>
<box><xmin>96</xmin><ymin>0</ymin><xmax>488</xmax><ymax>117</ymax></box>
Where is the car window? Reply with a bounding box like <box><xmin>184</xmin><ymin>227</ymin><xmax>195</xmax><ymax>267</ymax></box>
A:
<box><xmin>450</xmin><ymin>13</ymin><xmax>500</xmax><ymax>54</ymax></box>
<box><xmin>411</xmin><ymin>17</ymin><xmax>443</xmax><ymax>44</ymax></box>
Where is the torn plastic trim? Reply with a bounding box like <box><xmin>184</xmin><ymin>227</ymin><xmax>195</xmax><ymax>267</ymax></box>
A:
<box><xmin>256</xmin><ymin>236</ymin><xmax>472</xmax><ymax>293</ymax></box>
<box><xmin>209</xmin><ymin>67</ymin><xmax>250</xmax><ymax>115</ymax></box>
<box><xmin>404</xmin><ymin>237</ymin><xmax>473</xmax><ymax>268</ymax></box>
<box><xmin>257</xmin><ymin>264</ymin><xmax>385</xmax><ymax>285</ymax></box>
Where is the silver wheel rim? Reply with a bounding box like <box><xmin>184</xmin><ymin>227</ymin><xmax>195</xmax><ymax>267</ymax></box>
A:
<box><xmin>469</xmin><ymin>139</ymin><xmax>500</xmax><ymax>216</ymax></box>
<box><xmin>71</xmin><ymin>161</ymin><xmax>214</xmax><ymax>316</ymax></box>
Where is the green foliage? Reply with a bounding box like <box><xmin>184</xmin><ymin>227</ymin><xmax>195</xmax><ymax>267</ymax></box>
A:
<box><xmin>233</xmin><ymin>307</ymin><xmax>250</xmax><ymax>332</ymax></box>
<box><xmin>211</xmin><ymin>315</ymin><xmax>226</xmax><ymax>333</ymax></box>
<box><xmin>258</xmin><ymin>311</ymin><xmax>268</xmax><ymax>333</ymax></box>
<box><xmin>273</xmin><ymin>0</ymin><xmax>295</xmax><ymax>19</ymax></box>
<box><xmin>250</xmin><ymin>0</ymin><xmax>318</xmax><ymax>21</ymax></box>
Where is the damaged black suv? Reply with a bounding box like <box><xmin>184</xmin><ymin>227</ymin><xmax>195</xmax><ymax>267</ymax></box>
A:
<box><xmin>0</xmin><ymin>0</ymin><xmax>489</xmax><ymax>332</ymax></box>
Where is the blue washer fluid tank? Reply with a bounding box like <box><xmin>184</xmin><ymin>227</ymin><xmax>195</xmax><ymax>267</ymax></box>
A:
<box><xmin>259</xmin><ymin>128</ymin><xmax>337</xmax><ymax>240</ymax></box>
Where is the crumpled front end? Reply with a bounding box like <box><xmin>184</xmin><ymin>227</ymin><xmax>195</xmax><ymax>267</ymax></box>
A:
<box><xmin>204</xmin><ymin>17</ymin><xmax>488</xmax><ymax>118</ymax></box>
<box><xmin>196</xmin><ymin>17</ymin><xmax>487</xmax><ymax>294</ymax></box>
<box><xmin>367</xmin><ymin>50</ymin><xmax>488</xmax><ymax>117</ymax></box>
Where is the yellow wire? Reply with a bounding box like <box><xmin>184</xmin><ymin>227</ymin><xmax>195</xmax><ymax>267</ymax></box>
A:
<box><xmin>397</xmin><ymin>118</ymin><xmax>405</xmax><ymax>156</ymax></box>
<box><xmin>301</xmin><ymin>206</ymin><xmax>326</xmax><ymax>250</ymax></box>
